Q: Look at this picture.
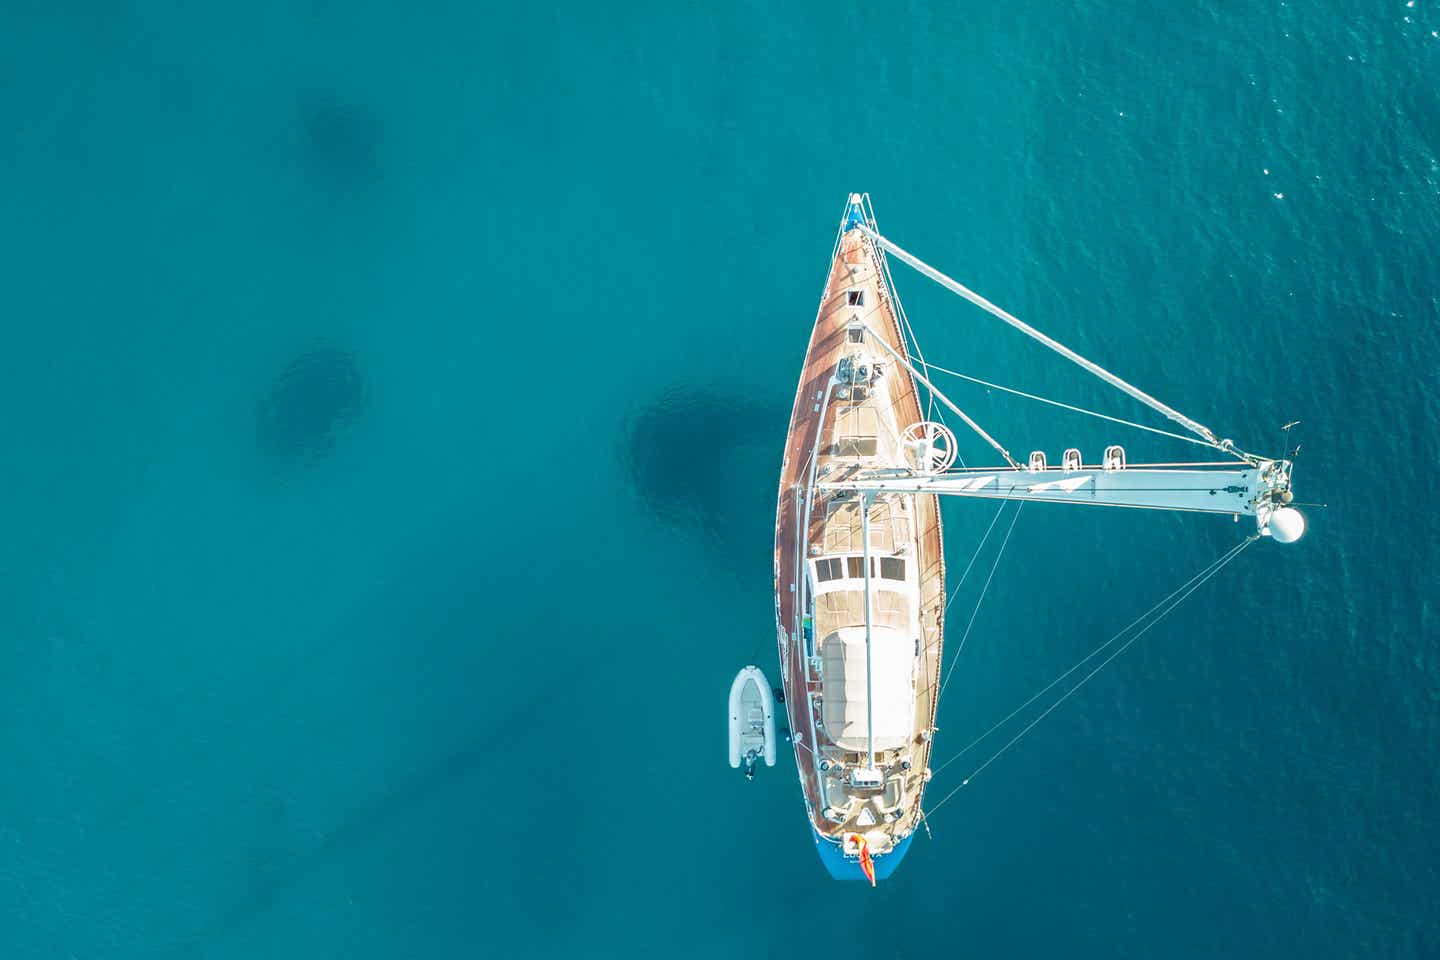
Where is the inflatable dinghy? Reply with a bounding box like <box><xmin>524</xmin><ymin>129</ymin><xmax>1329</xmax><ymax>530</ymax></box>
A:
<box><xmin>729</xmin><ymin>666</ymin><xmax>777</xmax><ymax>776</ymax></box>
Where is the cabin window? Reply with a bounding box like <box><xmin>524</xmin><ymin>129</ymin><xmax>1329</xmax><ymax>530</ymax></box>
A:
<box><xmin>847</xmin><ymin>290</ymin><xmax>865</xmax><ymax>306</ymax></box>
<box><xmin>847</xmin><ymin>556</ymin><xmax>866</xmax><ymax>579</ymax></box>
<box><xmin>880</xmin><ymin>557</ymin><xmax>905</xmax><ymax>581</ymax></box>
<box><xmin>815</xmin><ymin>558</ymin><xmax>843</xmax><ymax>582</ymax></box>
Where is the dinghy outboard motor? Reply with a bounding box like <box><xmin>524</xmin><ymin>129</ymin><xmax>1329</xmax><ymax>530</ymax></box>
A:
<box><xmin>742</xmin><ymin>750</ymin><xmax>759</xmax><ymax>781</ymax></box>
<box><xmin>729</xmin><ymin>666</ymin><xmax>777</xmax><ymax>780</ymax></box>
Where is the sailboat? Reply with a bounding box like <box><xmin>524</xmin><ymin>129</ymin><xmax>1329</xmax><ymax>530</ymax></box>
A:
<box><xmin>761</xmin><ymin>194</ymin><xmax>1304</xmax><ymax>883</ymax></box>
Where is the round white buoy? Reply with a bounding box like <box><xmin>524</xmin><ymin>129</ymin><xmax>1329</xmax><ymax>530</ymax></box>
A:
<box><xmin>1268</xmin><ymin>506</ymin><xmax>1306</xmax><ymax>543</ymax></box>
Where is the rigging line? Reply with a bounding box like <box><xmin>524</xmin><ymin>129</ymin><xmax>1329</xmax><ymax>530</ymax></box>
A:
<box><xmin>957</xmin><ymin>536</ymin><xmax>1254</xmax><ymax>786</ymax></box>
<box><xmin>905</xmin><ymin>370</ymin><xmax>962</xmax><ymax>470</ymax></box>
<box><xmin>924</xmin><ymin>535</ymin><xmax>1257</xmax><ymax>818</ymax></box>
<box><xmin>862</xmin><ymin>321</ymin><xmax>1020</xmax><ymax>468</ymax></box>
<box><xmin>837</xmin><ymin>300</ymin><xmax>949</xmax><ymax>469</ymax></box>
<box><xmin>921</xmin><ymin>362</ymin><xmax>1220</xmax><ymax>452</ymax></box>
<box><xmin>924</xmin><ymin>497</ymin><xmax>1010</xmax><ymax>670</ymax></box>
<box><xmin>855</xmin><ymin>245</ymin><xmax>966</xmax><ymax>469</ymax></box>
<box><xmin>910</xmin><ymin>372</ymin><xmax>965</xmax><ymax>470</ymax></box>
<box><xmin>924</xmin><ymin>545</ymin><xmax>1246</xmax><ymax>822</ymax></box>
<box><xmin>937</xmin><ymin>500</ymin><xmax>1027</xmax><ymax>701</ymax></box>
<box><xmin>941</xmin><ymin>498</ymin><xmax>1011</xmax><ymax>620</ymax></box>
<box><xmin>822</xmin><ymin>196</ymin><xmax>849</xmax><ymax>286</ymax></box>
<box><xmin>857</xmin><ymin>225</ymin><xmax>1231</xmax><ymax>452</ymax></box>
<box><xmin>858</xmin><ymin>206</ymin><xmax>921</xmax><ymax>389</ymax></box>
<box><xmin>1281</xmin><ymin>420</ymin><xmax>1302</xmax><ymax>486</ymax></box>
<box><xmin>929</xmin><ymin>536</ymin><xmax>1249</xmax><ymax>780</ymax></box>
<box><xmin>881</xmin><ymin>248</ymin><xmax>922</xmax><ymax>383</ymax></box>
<box><xmin>885</xmin><ymin>250</ymin><xmax>939</xmax><ymax>427</ymax></box>
<box><xmin>839</xmin><ymin>284</ymin><xmax>955</xmax><ymax>459</ymax></box>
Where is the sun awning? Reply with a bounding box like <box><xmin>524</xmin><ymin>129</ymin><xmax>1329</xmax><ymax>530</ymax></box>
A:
<box><xmin>820</xmin><ymin>626</ymin><xmax>916</xmax><ymax>752</ymax></box>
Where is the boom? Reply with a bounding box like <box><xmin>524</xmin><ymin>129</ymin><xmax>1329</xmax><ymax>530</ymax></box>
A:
<box><xmin>817</xmin><ymin>459</ymin><xmax>1297</xmax><ymax>521</ymax></box>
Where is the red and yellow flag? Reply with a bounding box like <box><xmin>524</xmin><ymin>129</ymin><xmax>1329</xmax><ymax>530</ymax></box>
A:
<box><xmin>848</xmin><ymin>833</ymin><xmax>877</xmax><ymax>887</ymax></box>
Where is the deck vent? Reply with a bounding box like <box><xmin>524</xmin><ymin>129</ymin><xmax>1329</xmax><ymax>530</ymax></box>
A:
<box><xmin>1103</xmin><ymin>445</ymin><xmax>1127</xmax><ymax>471</ymax></box>
<box><xmin>1063</xmin><ymin>448</ymin><xmax>1083</xmax><ymax>472</ymax></box>
<box><xmin>1028</xmin><ymin>451</ymin><xmax>1047</xmax><ymax>472</ymax></box>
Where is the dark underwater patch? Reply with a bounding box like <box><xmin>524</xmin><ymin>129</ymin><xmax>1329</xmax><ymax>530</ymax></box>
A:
<box><xmin>259</xmin><ymin>345</ymin><xmax>367</xmax><ymax>461</ymax></box>
<box><xmin>165</xmin><ymin>680</ymin><xmax>583</xmax><ymax>958</ymax></box>
<box><xmin>301</xmin><ymin>94</ymin><xmax>380</xmax><ymax>180</ymax></box>
<box><xmin>623</xmin><ymin>387</ymin><xmax>784</xmax><ymax>574</ymax></box>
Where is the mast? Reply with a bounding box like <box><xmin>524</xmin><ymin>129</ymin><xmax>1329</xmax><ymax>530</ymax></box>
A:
<box><xmin>860</xmin><ymin>491</ymin><xmax>875</xmax><ymax>769</ymax></box>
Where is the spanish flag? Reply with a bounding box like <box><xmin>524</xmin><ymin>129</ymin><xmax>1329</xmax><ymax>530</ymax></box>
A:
<box><xmin>848</xmin><ymin>833</ymin><xmax>877</xmax><ymax>887</ymax></box>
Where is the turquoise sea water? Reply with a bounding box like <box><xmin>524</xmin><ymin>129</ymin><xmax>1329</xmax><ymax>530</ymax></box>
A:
<box><xmin>2</xmin><ymin>2</ymin><xmax>1436</xmax><ymax>956</ymax></box>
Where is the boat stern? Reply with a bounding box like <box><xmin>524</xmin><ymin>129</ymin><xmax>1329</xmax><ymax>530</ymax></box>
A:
<box><xmin>812</xmin><ymin>831</ymin><xmax>915</xmax><ymax>883</ymax></box>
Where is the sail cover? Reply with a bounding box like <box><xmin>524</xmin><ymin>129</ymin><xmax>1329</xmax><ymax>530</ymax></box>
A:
<box><xmin>820</xmin><ymin>626</ymin><xmax>916</xmax><ymax>752</ymax></box>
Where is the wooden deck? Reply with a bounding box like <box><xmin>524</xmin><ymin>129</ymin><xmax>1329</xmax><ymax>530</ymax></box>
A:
<box><xmin>773</xmin><ymin>228</ymin><xmax>947</xmax><ymax>846</ymax></box>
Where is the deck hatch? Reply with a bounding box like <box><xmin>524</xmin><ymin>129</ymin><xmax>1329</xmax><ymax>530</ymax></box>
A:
<box><xmin>833</xmin><ymin>406</ymin><xmax>879</xmax><ymax>458</ymax></box>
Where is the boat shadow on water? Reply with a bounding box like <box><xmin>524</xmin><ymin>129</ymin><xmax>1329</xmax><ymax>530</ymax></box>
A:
<box><xmin>622</xmin><ymin>386</ymin><xmax>787</xmax><ymax>578</ymax></box>
<box><xmin>300</xmin><ymin>93</ymin><xmax>382</xmax><ymax>186</ymax></box>
<box><xmin>257</xmin><ymin>344</ymin><xmax>368</xmax><ymax>464</ymax></box>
